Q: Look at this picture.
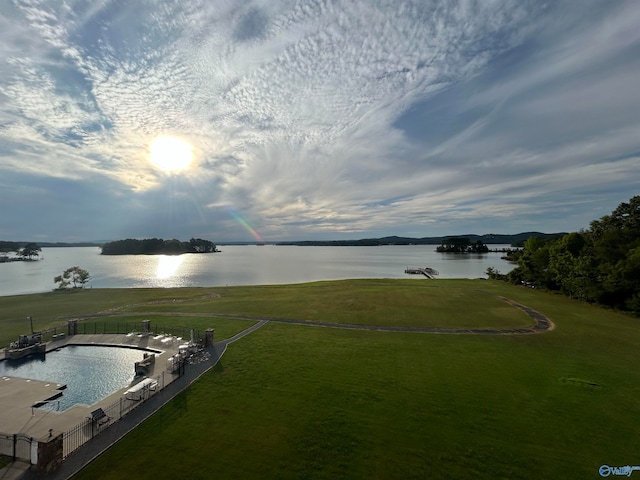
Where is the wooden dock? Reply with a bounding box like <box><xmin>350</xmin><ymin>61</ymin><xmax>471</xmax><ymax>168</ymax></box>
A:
<box><xmin>404</xmin><ymin>267</ymin><xmax>439</xmax><ymax>279</ymax></box>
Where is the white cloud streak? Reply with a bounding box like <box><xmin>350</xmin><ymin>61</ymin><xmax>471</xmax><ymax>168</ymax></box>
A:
<box><xmin>0</xmin><ymin>0</ymin><xmax>639</xmax><ymax>241</ymax></box>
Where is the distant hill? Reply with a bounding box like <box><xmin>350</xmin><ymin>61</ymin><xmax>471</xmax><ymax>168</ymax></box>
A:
<box><xmin>277</xmin><ymin>232</ymin><xmax>566</xmax><ymax>247</ymax></box>
<box><xmin>36</xmin><ymin>242</ymin><xmax>103</xmax><ymax>247</ymax></box>
<box><xmin>0</xmin><ymin>241</ymin><xmax>102</xmax><ymax>248</ymax></box>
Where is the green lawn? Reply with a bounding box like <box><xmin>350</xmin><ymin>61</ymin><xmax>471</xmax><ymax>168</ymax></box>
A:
<box><xmin>124</xmin><ymin>279</ymin><xmax>533</xmax><ymax>329</ymax></box>
<box><xmin>2</xmin><ymin>280</ymin><xmax>639</xmax><ymax>479</ymax></box>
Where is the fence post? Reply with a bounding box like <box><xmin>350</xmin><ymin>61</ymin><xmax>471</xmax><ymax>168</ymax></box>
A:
<box><xmin>205</xmin><ymin>329</ymin><xmax>214</xmax><ymax>347</ymax></box>
<box><xmin>68</xmin><ymin>319</ymin><xmax>77</xmax><ymax>335</ymax></box>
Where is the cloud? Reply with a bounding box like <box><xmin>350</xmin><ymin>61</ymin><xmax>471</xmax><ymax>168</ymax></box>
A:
<box><xmin>0</xmin><ymin>0</ymin><xmax>639</xmax><ymax>241</ymax></box>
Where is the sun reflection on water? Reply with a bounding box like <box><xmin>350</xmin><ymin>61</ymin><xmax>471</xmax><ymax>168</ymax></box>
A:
<box><xmin>156</xmin><ymin>255</ymin><xmax>184</xmax><ymax>279</ymax></box>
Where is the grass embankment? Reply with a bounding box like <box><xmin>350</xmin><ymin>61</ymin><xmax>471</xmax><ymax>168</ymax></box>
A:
<box><xmin>2</xmin><ymin>279</ymin><xmax>639</xmax><ymax>479</ymax></box>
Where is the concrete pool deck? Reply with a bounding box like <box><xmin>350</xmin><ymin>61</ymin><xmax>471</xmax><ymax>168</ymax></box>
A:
<box><xmin>0</xmin><ymin>333</ymin><xmax>184</xmax><ymax>441</ymax></box>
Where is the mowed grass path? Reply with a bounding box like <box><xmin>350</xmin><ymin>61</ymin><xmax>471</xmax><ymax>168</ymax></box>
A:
<box><xmin>2</xmin><ymin>280</ymin><xmax>639</xmax><ymax>479</ymax></box>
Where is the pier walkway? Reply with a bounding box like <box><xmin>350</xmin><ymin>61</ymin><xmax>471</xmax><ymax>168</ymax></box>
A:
<box><xmin>404</xmin><ymin>267</ymin><xmax>439</xmax><ymax>278</ymax></box>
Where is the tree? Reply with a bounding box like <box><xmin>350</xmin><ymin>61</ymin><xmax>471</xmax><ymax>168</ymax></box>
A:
<box><xmin>548</xmin><ymin>233</ymin><xmax>597</xmax><ymax>301</ymax></box>
<box><xmin>485</xmin><ymin>267</ymin><xmax>505</xmax><ymax>280</ymax></box>
<box><xmin>437</xmin><ymin>237</ymin><xmax>471</xmax><ymax>253</ymax></box>
<box><xmin>0</xmin><ymin>241</ymin><xmax>20</xmax><ymax>254</ymax></box>
<box><xmin>163</xmin><ymin>239</ymin><xmax>183</xmax><ymax>254</ymax></box>
<box><xmin>470</xmin><ymin>240</ymin><xmax>489</xmax><ymax>253</ymax></box>
<box><xmin>54</xmin><ymin>266</ymin><xmax>91</xmax><ymax>289</ymax></box>
<box><xmin>509</xmin><ymin>236</ymin><xmax>556</xmax><ymax>288</ymax></box>
<box><xmin>20</xmin><ymin>243</ymin><xmax>41</xmax><ymax>260</ymax></box>
<box><xmin>588</xmin><ymin>196</ymin><xmax>640</xmax><ymax>310</ymax></box>
<box><xmin>590</xmin><ymin>195</ymin><xmax>640</xmax><ymax>240</ymax></box>
<box><xmin>189</xmin><ymin>238</ymin><xmax>217</xmax><ymax>253</ymax></box>
<box><xmin>437</xmin><ymin>237</ymin><xmax>489</xmax><ymax>253</ymax></box>
<box><xmin>501</xmin><ymin>195</ymin><xmax>640</xmax><ymax>314</ymax></box>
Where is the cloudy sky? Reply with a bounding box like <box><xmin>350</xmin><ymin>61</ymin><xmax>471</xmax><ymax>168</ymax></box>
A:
<box><xmin>1</xmin><ymin>0</ymin><xmax>639</xmax><ymax>243</ymax></box>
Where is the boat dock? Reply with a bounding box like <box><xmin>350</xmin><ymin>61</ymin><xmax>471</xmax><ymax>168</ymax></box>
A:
<box><xmin>404</xmin><ymin>267</ymin><xmax>439</xmax><ymax>279</ymax></box>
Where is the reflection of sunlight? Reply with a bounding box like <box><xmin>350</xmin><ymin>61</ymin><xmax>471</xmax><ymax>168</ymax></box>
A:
<box><xmin>156</xmin><ymin>255</ymin><xmax>184</xmax><ymax>279</ymax></box>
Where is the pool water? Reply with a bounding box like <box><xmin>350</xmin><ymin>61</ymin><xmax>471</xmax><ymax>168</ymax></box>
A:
<box><xmin>0</xmin><ymin>345</ymin><xmax>155</xmax><ymax>411</ymax></box>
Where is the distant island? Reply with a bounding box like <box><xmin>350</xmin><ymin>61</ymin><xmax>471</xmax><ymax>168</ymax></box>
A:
<box><xmin>276</xmin><ymin>232</ymin><xmax>565</xmax><ymax>247</ymax></box>
<box><xmin>101</xmin><ymin>238</ymin><xmax>219</xmax><ymax>255</ymax></box>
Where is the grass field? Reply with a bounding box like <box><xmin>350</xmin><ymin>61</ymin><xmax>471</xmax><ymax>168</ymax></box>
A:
<box><xmin>2</xmin><ymin>279</ymin><xmax>639</xmax><ymax>479</ymax></box>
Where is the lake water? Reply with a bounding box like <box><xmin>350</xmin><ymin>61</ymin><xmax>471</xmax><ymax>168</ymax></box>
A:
<box><xmin>0</xmin><ymin>245</ymin><xmax>516</xmax><ymax>296</ymax></box>
<box><xmin>0</xmin><ymin>345</ymin><xmax>145</xmax><ymax>410</ymax></box>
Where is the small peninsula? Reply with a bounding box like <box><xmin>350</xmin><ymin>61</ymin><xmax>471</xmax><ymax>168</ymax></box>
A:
<box><xmin>101</xmin><ymin>238</ymin><xmax>219</xmax><ymax>255</ymax></box>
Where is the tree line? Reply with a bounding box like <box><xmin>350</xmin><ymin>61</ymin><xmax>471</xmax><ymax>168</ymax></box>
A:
<box><xmin>101</xmin><ymin>238</ymin><xmax>219</xmax><ymax>255</ymax></box>
<box><xmin>0</xmin><ymin>241</ymin><xmax>42</xmax><ymax>259</ymax></box>
<box><xmin>436</xmin><ymin>237</ymin><xmax>489</xmax><ymax>253</ymax></box>
<box><xmin>277</xmin><ymin>232</ymin><xmax>562</xmax><ymax>247</ymax></box>
<box><xmin>487</xmin><ymin>196</ymin><xmax>640</xmax><ymax>315</ymax></box>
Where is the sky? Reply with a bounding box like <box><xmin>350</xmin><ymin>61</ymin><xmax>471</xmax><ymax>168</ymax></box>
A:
<box><xmin>1</xmin><ymin>0</ymin><xmax>639</xmax><ymax>243</ymax></box>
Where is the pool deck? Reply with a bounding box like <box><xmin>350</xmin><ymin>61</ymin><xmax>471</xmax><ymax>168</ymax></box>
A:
<box><xmin>0</xmin><ymin>333</ymin><xmax>183</xmax><ymax>441</ymax></box>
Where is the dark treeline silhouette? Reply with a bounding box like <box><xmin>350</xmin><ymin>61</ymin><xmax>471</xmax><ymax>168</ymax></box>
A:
<box><xmin>0</xmin><ymin>241</ymin><xmax>21</xmax><ymax>253</ymax></box>
<box><xmin>277</xmin><ymin>232</ymin><xmax>563</xmax><ymax>247</ymax></box>
<box><xmin>0</xmin><ymin>241</ymin><xmax>42</xmax><ymax>259</ymax></box>
<box><xmin>488</xmin><ymin>196</ymin><xmax>640</xmax><ymax>315</ymax></box>
<box><xmin>101</xmin><ymin>238</ymin><xmax>218</xmax><ymax>255</ymax></box>
<box><xmin>436</xmin><ymin>237</ymin><xmax>489</xmax><ymax>253</ymax></box>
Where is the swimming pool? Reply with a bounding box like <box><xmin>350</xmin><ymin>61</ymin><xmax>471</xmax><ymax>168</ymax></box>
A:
<box><xmin>0</xmin><ymin>345</ymin><xmax>158</xmax><ymax>411</ymax></box>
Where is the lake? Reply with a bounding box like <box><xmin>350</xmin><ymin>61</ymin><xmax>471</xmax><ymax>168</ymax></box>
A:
<box><xmin>0</xmin><ymin>245</ymin><xmax>516</xmax><ymax>296</ymax></box>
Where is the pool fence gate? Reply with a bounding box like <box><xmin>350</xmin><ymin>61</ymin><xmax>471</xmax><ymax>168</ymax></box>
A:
<box><xmin>0</xmin><ymin>431</ymin><xmax>64</xmax><ymax>475</ymax></box>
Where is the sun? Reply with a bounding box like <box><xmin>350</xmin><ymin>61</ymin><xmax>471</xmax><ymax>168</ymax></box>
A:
<box><xmin>148</xmin><ymin>136</ymin><xmax>194</xmax><ymax>172</ymax></box>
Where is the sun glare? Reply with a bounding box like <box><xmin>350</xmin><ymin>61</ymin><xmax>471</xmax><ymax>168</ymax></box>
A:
<box><xmin>149</xmin><ymin>136</ymin><xmax>194</xmax><ymax>172</ymax></box>
<box><xmin>156</xmin><ymin>255</ymin><xmax>184</xmax><ymax>279</ymax></box>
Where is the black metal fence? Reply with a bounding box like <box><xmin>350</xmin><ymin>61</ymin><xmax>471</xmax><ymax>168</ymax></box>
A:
<box><xmin>0</xmin><ymin>432</ymin><xmax>34</xmax><ymax>463</ymax></box>
<box><xmin>63</xmin><ymin>371</ymin><xmax>165</xmax><ymax>458</ymax></box>
<box><xmin>75</xmin><ymin>322</ymin><xmax>204</xmax><ymax>341</ymax></box>
<box><xmin>33</xmin><ymin>321</ymin><xmax>204</xmax><ymax>344</ymax></box>
<box><xmin>17</xmin><ymin>323</ymin><xmax>204</xmax><ymax>350</ymax></box>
